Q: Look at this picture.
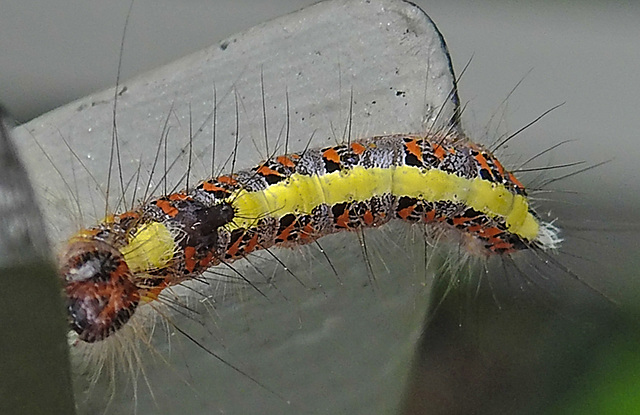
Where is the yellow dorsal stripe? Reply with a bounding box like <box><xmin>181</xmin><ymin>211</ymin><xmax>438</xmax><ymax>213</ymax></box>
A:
<box><xmin>228</xmin><ymin>165</ymin><xmax>540</xmax><ymax>241</ymax></box>
<box><xmin>120</xmin><ymin>222</ymin><xmax>175</xmax><ymax>273</ymax></box>
<box><xmin>118</xmin><ymin>165</ymin><xmax>540</xmax><ymax>276</ymax></box>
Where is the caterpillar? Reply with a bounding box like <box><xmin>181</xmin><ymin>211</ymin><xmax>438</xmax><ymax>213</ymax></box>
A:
<box><xmin>61</xmin><ymin>132</ymin><xmax>560</xmax><ymax>342</ymax></box>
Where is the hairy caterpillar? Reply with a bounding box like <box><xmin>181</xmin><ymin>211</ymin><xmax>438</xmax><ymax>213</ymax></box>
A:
<box><xmin>62</xmin><ymin>132</ymin><xmax>561</xmax><ymax>343</ymax></box>
<box><xmin>12</xmin><ymin>0</ymin><xmax>629</xmax><ymax>414</ymax></box>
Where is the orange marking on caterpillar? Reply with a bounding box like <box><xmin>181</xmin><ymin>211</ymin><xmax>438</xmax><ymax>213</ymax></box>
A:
<box><xmin>201</xmin><ymin>181</ymin><xmax>228</xmax><ymax>193</ymax></box>
<box><xmin>276</xmin><ymin>155</ymin><xmax>296</xmax><ymax>168</ymax></box>
<box><xmin>481</xmin><ymin>227</ymin><xmax>503</xmax><ymax>238</ymax></box>
<box><xmin>244</xmin><ymin>232</ymin><xmax>260</xmax><ymax>253</ymax></box>
<box><xmin>452</xmin><ymin>216</ymin><xmax>472</xmax><ymax>226</ymax></box>
<box><xmin>277</xmin><ymin>221</ymin><xmax>296</xmax><ymax>242</ymax></box>
<box><xmin>169</xmin><ymin>192</ymin><xmax>190</xmax><ymax>201</ymax></box>
<box><xmin>405</xmin><ymin>139</ymin><xmax>422</xmax><ymax>159</ymax></box>
<box><xmin>363</xmin><ymin>210</ymin><xmax>374</xmax><ymax>226</ymax></box>
<box><xmin>335</xmin><ymin>209</ymin><xmax>350</xmax><ymax>229</ymax></box>
<box><xmin>323</xmin><ymin>147</ymin><xmax>341</xmax><ymax>163</ymax></box>
<box><xmin>300</xmin><ymin>223</ymin><xmax>316</xmax><ymax>240</ymax></box>
<box><xmin>226</xmin><ymin>233</ymin><xmax>244</xmax><ymax>258</ymax></box>
<box><xmin>473</xmin><ymin>152</ymin><xmax>493</xmax><ymax>176</ymax></box>
<box><xmin>217</xmin><ymin>175</ymin><xmax>238</xmax><ymax>185</ymax></box>
<box><xmin>424</xmin><ymin>210</ymin><xmax>437</xmax><ymax>222</ymax></box>
<box><xmin>431</xmin><ymin>143</ymin><xmax>447</xmax><ymax>160</ymax></box>
<box><xmin>467</xmin><ymin>224</ymin><xmax>484</xmax><ymax>233</ymax></box>
<box><xmin>184</xmin><ymin>246</ymin><xmax>198</xmax><ymax>273</ymax></box>
<box><xmin>493</xmin><ymin>158</ymin><xmax>506</xmax><ymax>177</ymax></box>
<box><xmin>350</xmin><ymin>142</ymin><xmax>366</xmax><ymax>155</ymax></box>
<box><xmin>508</xmin><ymin>172</ymin><xmax>525</xmax><ymax>190</ymax></box>
<box><xmin>155</xmin><ymin>199</ymin><xmax>179</xmax><ymax>217</ymax></box>
<box><xmin>257</xmin><ymin>165</ymin><xmax>283</xmax><ymax>177</ymax></box>
<box><xmin>118</xmin><ymin>211</ymin><xmax>140</xmax><ymax>220</ymax></box>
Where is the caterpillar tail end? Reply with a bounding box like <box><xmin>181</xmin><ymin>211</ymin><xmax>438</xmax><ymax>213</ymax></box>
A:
<box><xmin>535</xmin><ymin>220</ymin><xmax>563</xmax><ymax>251</ymax></box>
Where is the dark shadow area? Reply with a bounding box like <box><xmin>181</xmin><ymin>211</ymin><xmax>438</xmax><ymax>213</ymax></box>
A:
<box><xmin>0</xmin><ymin>108</ymin><xmax>76</xmax><ymax>415</ymax></box>
<box><xmin>402</xmin><ymin>260</ymin><xmax>639</xmax><ymax>415</ymax></box>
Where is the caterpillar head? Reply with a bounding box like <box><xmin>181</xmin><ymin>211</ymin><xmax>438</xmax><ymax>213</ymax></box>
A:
<box><xmin>60</xmin><ymin>239</ymin><xmax>138</xmax><ymax>343</ymax></box>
